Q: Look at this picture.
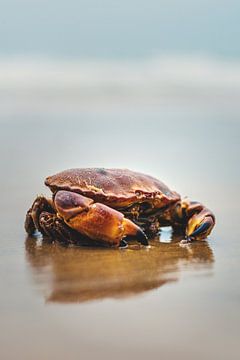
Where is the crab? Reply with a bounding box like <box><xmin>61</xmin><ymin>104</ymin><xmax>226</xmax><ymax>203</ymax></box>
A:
<box><xmin>25</xmin><ymin>168</ymin><xmax>215</xmax><ymax>247</ymax></box>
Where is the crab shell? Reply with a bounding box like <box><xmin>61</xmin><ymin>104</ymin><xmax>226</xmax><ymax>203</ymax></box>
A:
<box><xmin>45</xmin><ymin>168</ymin><xmax>180</xmax><ymax>210</ymax></box>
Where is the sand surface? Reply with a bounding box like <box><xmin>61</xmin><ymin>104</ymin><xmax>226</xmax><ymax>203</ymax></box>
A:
<box><xmin>0</xmin><ymin>92</ymin><xmax>240</xmax><ymax>360</ymax></box>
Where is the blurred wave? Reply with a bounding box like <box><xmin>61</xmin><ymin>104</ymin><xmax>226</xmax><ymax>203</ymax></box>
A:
<box><xmin>1</xmin><ymin>55</ymin><xmax>240</xmax><ymax>89</ymax></box>
<box><xmin>1</xmin><ymin>55</ymin><xmax>240</xmax><ymax>113</ymax></box>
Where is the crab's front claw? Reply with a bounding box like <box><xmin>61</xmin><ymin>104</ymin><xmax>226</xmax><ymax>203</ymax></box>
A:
<box><xmin>122</xmin><ymin>218</ymin><xmax>149</xmax><ymax>246</ymax></box>
<box><xmin>181</xmin><ymin>199</ymin><xmax>215</xmax><ymax>241</ymax></box>
<box><xmin>54</xmin><ymin>190</ymin><xmax>148</xmax><ymax>246</ymax></box>
<box><xmin>186</xmin><ymin>208</ymin><xmax>215</xmax><ymax>240</ymax></box>
<box><xmin>172</xmin><ymin>199</ymin><xmax>215</xmax><ymax>241</ymax></box>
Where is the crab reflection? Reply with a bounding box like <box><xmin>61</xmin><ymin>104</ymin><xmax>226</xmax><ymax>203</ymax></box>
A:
<box><xmin>25</xmin><ymin>230</ymin><xmax>214</xmax><ymax>304</ymax></box>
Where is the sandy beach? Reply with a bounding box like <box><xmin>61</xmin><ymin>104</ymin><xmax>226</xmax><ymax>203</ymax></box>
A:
<box><xmin>1</xmin><ymin>58</ymin><xmax>240</xmax><ymax>359</ymax></box>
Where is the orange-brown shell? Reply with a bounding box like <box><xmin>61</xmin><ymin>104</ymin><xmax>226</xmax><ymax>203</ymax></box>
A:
<box><xmin>45</xmin><ymin>168</ymin><xmax>180</xmax><ymax>209</ymax></box>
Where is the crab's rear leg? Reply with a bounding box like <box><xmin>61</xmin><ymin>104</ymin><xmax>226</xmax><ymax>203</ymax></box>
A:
<box><xmin>54</xmin><ymin>190</ymin><xmax>148</xmax><ymax>246</ymax></box>
<box><xmin>171</xmin><ymin>199</ymin><xmax>215</xmax><ymax>241</ymax></box>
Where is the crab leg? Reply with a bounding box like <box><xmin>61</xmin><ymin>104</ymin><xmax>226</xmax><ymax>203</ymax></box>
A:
<box><xmin>172</xmin><ymin>199</ymin><xmax>215</xmax><ymax>240</ymax></box>
<box><xmin>54</xmin><ymin>190</ymin><xmax>148</xmax><ymax>246</ymax></box>
<box><xmin>25</xmin><ymin>195</ymin><xmax>55</xmax><ymax>235</ymax></box>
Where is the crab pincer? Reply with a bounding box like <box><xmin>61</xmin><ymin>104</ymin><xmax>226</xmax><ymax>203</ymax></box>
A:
<box><xmin>172</xmin><ymin>199</ymin><xmax>215</xmax><ymax>242</ymax></box>
<box><xmin>54</xmin><ymin>190</ymin><xmax>148</xmax><ymax>246</ymax></box>
<box><xmin>184</xmin><ymin>202</ymin><xmax>215</xmax><ymax>240</ymax></box>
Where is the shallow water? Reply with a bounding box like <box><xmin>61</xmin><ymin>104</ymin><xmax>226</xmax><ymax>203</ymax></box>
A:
<box><xmin>1</xmin><ymin>91</ymin><xmax>240</xmax><ymax>360</ymax></box>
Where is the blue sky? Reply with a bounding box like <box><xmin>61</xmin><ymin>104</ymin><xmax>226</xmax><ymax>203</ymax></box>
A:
<box><xmin>0</xmin><ymin>0</ymin><xmax>239</xmax><ymax>59</ymax></box>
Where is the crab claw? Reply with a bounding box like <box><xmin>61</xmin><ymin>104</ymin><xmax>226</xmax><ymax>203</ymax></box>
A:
<box><xmin>186</xmin><ymin>209</ymin><xmax>215</xmax><ymax>240</ymax></box>
<box><xmin>181</xmin><ymin>200</ymin><xmax>215</xmax><ymax>240</ymax></box>
<box><xmin>123</xmin><ymin>218</ymin><xmax>149</xmax><ymax>246</ymax></box>
<box><xmin>54</xmin><ymin>190</ymin><xmax>148</xmax><ymax>246</ymax></box>
<box><xmin>172</xmin><ymin>199</ymin><xmax>215</xmax><ymax>241</ymax></box>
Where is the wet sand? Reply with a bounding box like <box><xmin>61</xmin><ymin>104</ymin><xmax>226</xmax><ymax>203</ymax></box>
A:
<box><xmin>25</xmin><ymin>235</ymin><xmax>214</xmax><ymax>304</ymax></box>
<box><xmin>0</xmin><ymin>96</ymin><xmax>240</xmax><ymax>360</ymax></box>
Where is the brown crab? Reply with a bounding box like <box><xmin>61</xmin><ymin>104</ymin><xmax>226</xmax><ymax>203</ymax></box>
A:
<box><xmin>25</xmin><ymin>168</ymin><xmax>215</xmax><ymax>247</ymax></box>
